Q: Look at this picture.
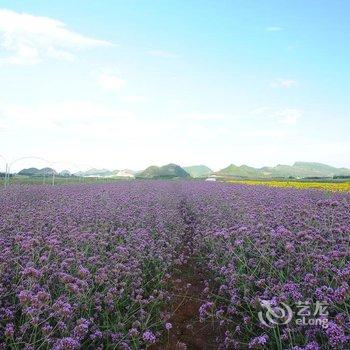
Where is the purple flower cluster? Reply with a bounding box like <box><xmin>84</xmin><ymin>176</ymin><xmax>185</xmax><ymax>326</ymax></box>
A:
<box><xmin>0</xmin><ymin>182</ymin><xmax>186</xmax><ymax>348</ymax></box>
<box><xmin>185</xmin><ymin>182</ymin><xmax>350</xmax><ymax>349</ymax></box>
<box><xmin>0</xmin><ymin>181</ymin><xmax>349</xmax><ymax>349</ymax></box>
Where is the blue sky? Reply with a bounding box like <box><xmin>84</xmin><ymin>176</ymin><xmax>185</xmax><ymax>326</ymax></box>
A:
<box><xmin>0</xmin><ymin>0</ymin><xmax>349</xmax><ymax>171</ymax></box>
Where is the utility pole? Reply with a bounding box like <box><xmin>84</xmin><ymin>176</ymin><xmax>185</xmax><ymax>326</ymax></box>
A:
<box><xmin>4</xmin><ymin>163</ymin><xmax>8</xmax><ymax>188</ymax></box>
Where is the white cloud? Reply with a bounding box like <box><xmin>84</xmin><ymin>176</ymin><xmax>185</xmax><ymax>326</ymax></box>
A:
<box><xmin>270</xmin><ymin>79</ymin><xmax>298</xmax><ymax>88</ymax></box>
<box><xmin>0</xmin><ymin>101</ymin><xmax>179</xmax><ymax>150</ymax></box>
<box><xmin>0</xmin><ymin>100</ymin><xmax>131</xmax><ymax>130</ymax></box>
<box><xmin>92</xmin><ymin>67</ymin><xmax>125</xmax><ymax>93</ymax></box>
<box><xmin>2</xmin><ymin>43</ymin><xmax>41</xmax><ymax>64</ymax></box>
<box><xmin>180</xmin><ymin>113</ymin><xmax>227</xmax><ymax>121</ymax></box>
<box><xmin>123</xmin><ymin>95</ymin><xmax>149</xmax><ymax>103</ymax></box>
<box><xmin>47</xmin><ymin>47</ymin><xmax>75</xmax><ymax>61</ymax></box>
<box><xmin>97</xmin><ymin>73</ymin><xmax>125</xmax><ymax>92</ymax></box>
<box><xmin>251</xmin><ymin>106</ymin><xmax>271</xmax><ymax>116</ymax></box>
<box><xmin>182</xmin><ymin>124</ymin><xmax>229</xmax><ymax>140</ymax></box>
<box><xmin>147</xmin><ymin>50</ymin><xmax>179</xmax><ymax>58</ymax></box>
<box><xmin>243</xmin><ymin>130</ymin><xmax>287</xmax><ymax>139</ymax></box>
<box><xmin>0</xmin><ymin>9</ymin><xmax>112</xmax><ymax>65</ymax></box>
<box><xmin>276</xmin><ymin>109</ymin><xmax>302</xmax><ymax>125</ymax></box>
<box><xmin>266</xmin><ymin>26</ymin><xmax>283</xmax><ymax>32</ymax></box>
<box><xmin>251</xmin><ymin>107</ymin><xmax>302</xmax><ymax>125</ymax></box>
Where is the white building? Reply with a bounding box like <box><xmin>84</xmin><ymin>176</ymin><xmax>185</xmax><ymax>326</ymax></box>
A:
<box><xmin>205</xmin><ymin>176</ymin><xmax>217</xmax><ymax>181</ymax></box>
<box><xmin>116</xmin><ymin>170</ymin><xmax>135</xmax><ymax>178</ymax></box>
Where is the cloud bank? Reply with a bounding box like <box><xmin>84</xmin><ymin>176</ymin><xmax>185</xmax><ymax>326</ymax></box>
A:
<box><xmin>0</xmin><ymin>9</ymin><xmax>112</xmax><ymax>64</ymax></box>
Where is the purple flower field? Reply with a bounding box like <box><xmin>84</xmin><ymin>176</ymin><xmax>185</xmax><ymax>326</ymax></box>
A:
<box><xmin>0</xmin><ymin>181</ymin><xmax>349</xmax><ymax>349</ymax></box>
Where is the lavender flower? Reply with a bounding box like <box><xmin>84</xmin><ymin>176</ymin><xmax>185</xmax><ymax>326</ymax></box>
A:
<box><xmin>4</xmin><ymin>323</ymin><xmax>14</xmax><ymax>338</ymax></box>
<box><xmin>165</xmin><ymin>322</ymin><xmax>173</xmax><ymax>330</ymax></box>
<box><xmin>0</xmin><ymin>181</ymin><xmax>349</xmax><ymax>349</ymax></box>
<box><xmin>248</xmin><ymin>334</ymin><xmax>269</xmax><ymax>348</ymax></box>
<box><xmin>142</xmin><ymin>330</ymin><xmax>156</xmax><ymax>343</ymax></box>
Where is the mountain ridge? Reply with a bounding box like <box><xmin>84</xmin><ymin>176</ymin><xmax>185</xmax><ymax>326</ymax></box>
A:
<box><xmin>14</xmin><ymin>162</ymin><xmax>350</xmax><ymax>179</ymax></box>
<box><xmin>216</xmin><ymin>162</ymin><xmax>350</xmax><ymax>178</ymax></box>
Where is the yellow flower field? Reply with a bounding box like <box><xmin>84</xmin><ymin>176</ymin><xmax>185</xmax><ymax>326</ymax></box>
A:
<box><xmin>228</xmin><ymin>179</ymin><xmax>350</xmax><ymax>192</ymax></box>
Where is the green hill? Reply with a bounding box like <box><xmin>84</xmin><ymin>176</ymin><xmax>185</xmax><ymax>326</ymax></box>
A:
<box><xmin>138</xmin><ymin>164</ymin><xmax>190</xmax><ymax>179</ymax></box>
<box><xmin>18</xmin><ymin>167</ymin><xmax>57</xmax><ymax>176</ymax></box>
<box><xmin>217</xmin><ymin>164</ymin><xmax>261</xmax><ymax>177</ymax></box>
<box><xmin>292</xmin><ymin>162</ymin><xmax>347</xmax><ymax>177</ymax></box>
<box><xmin>138</xmin><ymin>166</ymin><xmax>160</xmax><ymax>178</ymax></box>
<box><xmin>217</xmin><ymin>162</ymin><xmax>350</xmax><ymax>179</ymax></box>
<box><xmin>184</xmin><ymin>165</ymin><xmax>212</xmax><ymax>178</ymax></box>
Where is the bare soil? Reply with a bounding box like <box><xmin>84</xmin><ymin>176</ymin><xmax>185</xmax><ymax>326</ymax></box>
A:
<box><xmin>150</xmin><ymin>201</ymin><xmax>222</xmax><ymax>350</ymax></box>
<box><xmin>150</xmin><ymin>259</ymin><xmax>221</xmax><ymax>350</ymax></box>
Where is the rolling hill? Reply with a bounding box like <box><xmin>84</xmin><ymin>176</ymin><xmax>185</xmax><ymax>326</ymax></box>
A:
<box><xmin>217</xmin><ymin>164</ymin><xmax>261</xmax><ymax>178</ymax></box>
<box><xmin>217</xmin><ymin>162</ymin><xmax>350</xmax><ymax>178</ymax></box>
<box><xmin>138</xmin><ymin>164</ymin><xmax>190</xmax><ymax>179</ymax></box>
<box><xmin>184</xmin><ymin>165</ymin><xmax>213</xmax><ymax>178</ymax></box>
<box><xmin>15</xmin><ymin>162</ymin><xmax>350</xmax><ymax>180</ymax></box>
<box><xmin>18</xmin><ymin>167</ymin><xmax>58</xmax><ymax>176</ymax></box>
<box><xmin>74</xmin><ymin>169</ymin><xmax>118</xmax><ymax>177</ymax></box>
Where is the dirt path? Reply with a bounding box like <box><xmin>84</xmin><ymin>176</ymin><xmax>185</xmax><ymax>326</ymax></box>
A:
<box><xmin>150</xmin><ymin>201</ymin><xmax>222</xmax><ymax>350</ymax></box>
